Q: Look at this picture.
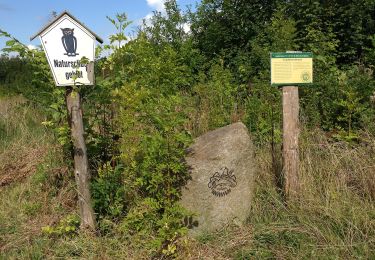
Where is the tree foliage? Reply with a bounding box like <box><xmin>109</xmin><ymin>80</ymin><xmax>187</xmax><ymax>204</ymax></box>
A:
<box><xmin>1</xmin><ymin>0</ymin><xmax>375</xmax><ymax>256</ymax></box>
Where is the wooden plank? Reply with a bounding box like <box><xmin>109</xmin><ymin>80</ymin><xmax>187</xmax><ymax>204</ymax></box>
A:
<box><xmin>282</xmin><ymin>86</ymin><xmax>300</xmax><ymax>199</ymax></box>
<box><xmin>65</xmin><ymin>87</ymin><xmax>96</xmax><ymax>230</ymax></box>
<box><xmin>86</xmin><ymin>61</ymin><xmax>95</xmax><ymax>85</ymax></box>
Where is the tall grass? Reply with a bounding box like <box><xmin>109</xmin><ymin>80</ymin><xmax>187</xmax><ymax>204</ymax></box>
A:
<box><xmin>182</xmin><ymin>129</ymin><xmax>375</xmax><ymax>259</ymax></box>
<box><xmin>0</xmin><ymin>96</ymin><xmax>46</xmax><ymax>150</ymax></box>
<box><xmin>0</xmin><ymin>95</ymin><xmax>75</xmax><ymax>258</ymax></box>
<box><xmin>248</xmin><ymin>129</ymin><xmax>374</xmax><ymax>258</ymax></box>
<box><xmin>1</xmin><ymin>93</ymin><xmax>374</xmax><ymax>259</ymax></box>
<box><xmin>0</xmin><ymin>96</ymin><xmax>52</xmax><ymax>186</ymax></box>
<box><xmin>0</xmin><ymin>95</ymin><xmax>147</xmax><ymax>259</ymax></box>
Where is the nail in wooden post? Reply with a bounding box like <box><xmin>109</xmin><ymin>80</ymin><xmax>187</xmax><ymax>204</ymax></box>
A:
<box><xmin>66</xmin><ymin>87</ymin><xmax>96</xmax><ymax>230</ymax></box>
<box><xmin>282</xmin><ymin>86</ymin><xmax>300</xmax><ymax>199</ymax></box>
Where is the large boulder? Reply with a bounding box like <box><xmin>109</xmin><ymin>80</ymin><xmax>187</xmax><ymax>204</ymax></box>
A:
<box><xmin>181</xmin><ymin>122</ymin><xmax>256</xmax><ymax>236</ymax></box>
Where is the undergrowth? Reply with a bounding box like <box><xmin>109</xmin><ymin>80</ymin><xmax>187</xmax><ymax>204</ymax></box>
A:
<box><xmin>1</xmin><ymin>97</ymin><xmax>374</xmax><ymax>259</ymax></box>
<box><xmin>1</xmin><ymin>1</ymin><xmax>375</xmax><ymax>258</ymax></box>
<box><xmin>179</xmin><ymin>129</ymin><xmax>375</xmax><ymax>259</ymax></box>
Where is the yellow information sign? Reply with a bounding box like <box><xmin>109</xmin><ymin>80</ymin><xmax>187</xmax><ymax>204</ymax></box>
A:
<box><xmin>271</xmin><ymin>52</ymin><xmax>313</xmax><ymax>86</ymax></box>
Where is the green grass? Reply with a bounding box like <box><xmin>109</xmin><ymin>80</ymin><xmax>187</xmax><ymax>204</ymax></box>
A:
<box><xmin>1</xmin><ymin>95</ymin><xmax>374</xmax><ymax>259</ymax></box>
<box><xmin>181</xmin><ymin>129</ymin><xmax>375</xmax><ymax>259</ymax></box>
<box><xmin>0</xmin><ymin>97</ymin><xmax>45</xmax><ymax>150</ymax></box>
<box><xmin>0</xmin><ymin>96</ymin><xmax>69</xmax><ymax>258</ymax></box>
<box><xmin>0</xmin><ymin>96</ymin><xmax>148</xmax><ymax>259</ymax></box>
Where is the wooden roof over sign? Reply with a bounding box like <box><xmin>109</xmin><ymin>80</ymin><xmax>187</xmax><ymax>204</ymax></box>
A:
<box><xmin>30</xmin><ymin>10</ymin><xmax>103</xmax><ymax>44</ymax></box>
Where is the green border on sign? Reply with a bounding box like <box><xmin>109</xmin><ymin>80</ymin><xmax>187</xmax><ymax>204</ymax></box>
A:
<box><xmin>271</xmin><ymin>52</ymin><xmax>313</xmax><ymax>58</ymax></box>
<box><xmin>271</xmin><ymin>83</ymin><xmax>313</xmax><ymax>87</ymax></box>
<box><xmin>270</xmin><ymin>52</ymin><xmax>313</xmax><ymax>86</ymax></box>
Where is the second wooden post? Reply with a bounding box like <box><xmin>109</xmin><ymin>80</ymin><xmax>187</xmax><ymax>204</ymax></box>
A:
<box><xmin>282</xmin><ymin>86</ymin><xmax>300</xmax><ymax>199</ymax></box>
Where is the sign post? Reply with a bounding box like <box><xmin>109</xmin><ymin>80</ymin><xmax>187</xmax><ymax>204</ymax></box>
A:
<box><xmin>281</xmin><ymin>85</ymin><xmax>300</xmax><ymax>199</ymax></box>
<box><xmin>271</xmin><ymin>52</ymin><xmax>313</xmax><ymax>200</ymax></box>
<box><xmin>31</xmin><ymin>11</ymin><xmax>103</xmax><ymax>230</ymax></box>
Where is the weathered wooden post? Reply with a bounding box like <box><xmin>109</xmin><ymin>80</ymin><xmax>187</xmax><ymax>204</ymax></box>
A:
<box><xmin>31</xmin><ymin>11</ymin><xmax>103</xmax><ymax>230</ymax></box>
<box><xmin>282</xmin><ymin>85</ymin><xmax>300</xmax><ymax>198</ymax></box>
<box><xmin>65</xmin><ymin>87</ymin><xmax>96</xmax><ymax>229</ymax></box>
<box><xmin>270</xmin><ymin>52</ymin><xmax>313</xmax><ymax>200</ymax></box>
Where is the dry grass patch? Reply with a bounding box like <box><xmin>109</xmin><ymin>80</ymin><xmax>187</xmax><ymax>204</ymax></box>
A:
<box><xmin>0</xmin><ymin>145</ymin><xmax>47</xmax><ymax>186</ymax></box>
<box><xmin>0</xmin><ymin>95</ymin><xmax>50</xmax><ymax>186</ymax></box>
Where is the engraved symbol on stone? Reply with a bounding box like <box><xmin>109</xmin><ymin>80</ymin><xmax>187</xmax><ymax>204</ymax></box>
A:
<box><xmin>208</xmin><ymin>167</ymin><xmax>237</xmax><ymax>197</ymax></box>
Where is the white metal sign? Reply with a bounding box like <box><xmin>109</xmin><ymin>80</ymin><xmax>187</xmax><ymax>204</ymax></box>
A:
<box><xmin>39</xmin><ymin>14</ymin><xmax>96</xmax><ymax>86</ymax></box>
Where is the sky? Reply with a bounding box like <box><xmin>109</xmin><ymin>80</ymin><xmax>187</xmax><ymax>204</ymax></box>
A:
<box><xmin>0</xmin><ymin>0</ymin><xmax>200</xmax><ymax>51</ymax></box>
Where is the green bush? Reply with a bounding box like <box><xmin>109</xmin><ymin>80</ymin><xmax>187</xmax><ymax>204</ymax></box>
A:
<box><xmin>42</xmin><ymin>214</ymin><xmax>80</xmax><ymax>237</ymax></box>
<box><xmin>91</xmin><ymin>163</ymin><xmax>127</xmax><ymax>220</ymax></box>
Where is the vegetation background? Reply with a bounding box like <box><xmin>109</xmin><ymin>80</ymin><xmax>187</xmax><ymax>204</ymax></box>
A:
<box><xmin>1</xmin><ymin>0</ymin><xmax>375</xmax><ymax>258</ymax></box>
